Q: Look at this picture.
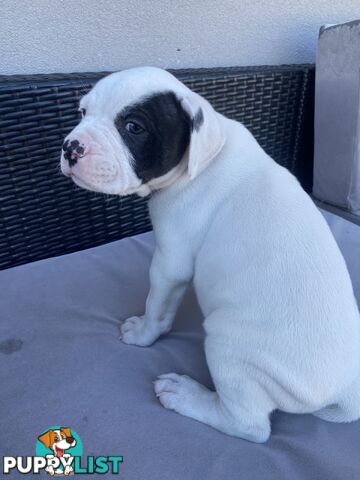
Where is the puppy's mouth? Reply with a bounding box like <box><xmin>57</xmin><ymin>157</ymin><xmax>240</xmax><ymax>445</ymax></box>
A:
<box><xmin>55</xmin><ymin>446</ymin><xmax>64</xmax><ymax>457</ymax></box>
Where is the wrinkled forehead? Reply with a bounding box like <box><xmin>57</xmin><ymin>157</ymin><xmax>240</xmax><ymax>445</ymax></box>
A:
<box><xmin>81</xmin><ymin>67</ymin><xmax>189</xmax><ymax>118</ymax></box>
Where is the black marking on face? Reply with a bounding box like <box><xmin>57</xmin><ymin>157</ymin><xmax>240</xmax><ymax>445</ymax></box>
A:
<box><xmin>115</xmin><ymin>91</ymin><xmax>191</xmax><ymax>183</ymax></box>
<box><xmin>192</xmin><ymin>108</ymin><xmax>204</xmax><ymax>132</ymax></box>
<box><xmin>63</xmin><ymin>139</ymin><xmax>83</xmax><ymax>167</ymax></box>
<box><xmin>62</xmin><ymin>139</ymin><xmax>69</xmax><ymax>152</ymax></box>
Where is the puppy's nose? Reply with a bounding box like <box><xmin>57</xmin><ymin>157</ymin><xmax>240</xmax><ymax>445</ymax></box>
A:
<box><xmin>62</xmin><ymin>139</ymin><xmax>86</xmax><ymax>167</ymax></box>
<box><xmin>66</xmin><ymin>436</ymin><xmax>74</xmax><ymax>444</ymax></box>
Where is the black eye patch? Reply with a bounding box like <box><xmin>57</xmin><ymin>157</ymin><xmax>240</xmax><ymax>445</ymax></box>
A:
<box><xmin>115</xmin><ymin>91</ymin><xmax>191</xmax><ymax>183</ymax></box>
<box><xmin>192</xmin><ymin>108</ymin><xmax>204</xmax><ymax>132</ymax></box>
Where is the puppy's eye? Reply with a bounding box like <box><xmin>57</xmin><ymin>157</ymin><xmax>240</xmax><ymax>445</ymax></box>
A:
<box><xmin>125</xmin><ymin>121</ymin><xmax>144</xmax><ymax>135</ymax></box>
<box><xmin>79</xmin><ymin>108</ymin><xmax>86</xmax><ymax>118</ymax></box>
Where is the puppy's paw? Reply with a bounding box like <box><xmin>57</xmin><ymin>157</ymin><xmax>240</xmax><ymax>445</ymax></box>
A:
<box><xmin>120</xmin><ymin>315</ymin><xmax>167</xmax><ymax>347</ymax></box>
<box><xmin>154</xmin><ymin>373</ymin><xmax>210</xmax><ymax>417</ymax></box>
<box><xmin>120</xmin><ymin>315</ymin><xmax>149</xmax><ymax>346</ymax></box>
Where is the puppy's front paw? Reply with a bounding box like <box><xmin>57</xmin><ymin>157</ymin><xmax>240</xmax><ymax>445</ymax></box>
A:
<box><xmin>120</xmin><ymin>315</ymin><xmax>166</xmax><ymax>347</ymax></box>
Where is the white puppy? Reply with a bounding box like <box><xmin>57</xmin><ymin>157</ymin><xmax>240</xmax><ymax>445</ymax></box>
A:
<box><xmin>61</xmin><ymin>67</ymin><xmax>360</xmax><ymax>442</ymax></box>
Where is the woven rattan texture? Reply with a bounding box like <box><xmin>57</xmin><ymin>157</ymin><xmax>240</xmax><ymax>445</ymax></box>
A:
<box><xmin>0</xmin><ymin>65</ymin><xmax>314</xmax><ymax>270</ymax></box>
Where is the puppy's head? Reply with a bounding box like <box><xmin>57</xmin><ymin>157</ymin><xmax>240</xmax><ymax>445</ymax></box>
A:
<box><xmin>60</xmin><ymin>67</ymin><xmax>225</xmax><ymax>196</ymax></box>
<box><xmin>38</xmin><ymin>427</ymin><xmax>76</xmax><ymax>456</ymax></box>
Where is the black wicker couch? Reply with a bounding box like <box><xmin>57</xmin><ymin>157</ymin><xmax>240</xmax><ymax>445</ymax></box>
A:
<box><xmin>0</xmin><ymin>65</ymin><xmax>315</xmax><ymax>271</ymax></box>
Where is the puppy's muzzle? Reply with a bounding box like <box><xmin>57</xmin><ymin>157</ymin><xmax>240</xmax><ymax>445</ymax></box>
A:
<box><xmin>62</xmin><ymin>138</ymin><xmax>87</xmax><ymax>167</ymax></box>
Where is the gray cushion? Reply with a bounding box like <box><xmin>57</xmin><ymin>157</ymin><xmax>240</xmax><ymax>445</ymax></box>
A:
<box><xmin>1</xmin><ymin>210</ymin><xmax>359</xmax><ymax>479</ymax></box>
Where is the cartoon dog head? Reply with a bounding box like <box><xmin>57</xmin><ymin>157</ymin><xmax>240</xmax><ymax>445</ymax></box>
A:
<box><xmin>38</xmin><ymin>427</ymin><xmax>76</xmax><ymax>458</ymax></box>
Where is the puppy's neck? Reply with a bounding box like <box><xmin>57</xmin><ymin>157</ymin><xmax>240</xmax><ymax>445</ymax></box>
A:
<box><xmin>136</xmin><ymin>155</ymin><xmax>189</xmax><ymax>196</ymax></box>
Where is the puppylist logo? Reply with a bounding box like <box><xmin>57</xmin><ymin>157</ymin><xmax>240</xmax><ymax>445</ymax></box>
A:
<box><xmin>3</xmin><ymin>426</ymin><xmax>123</xmax><ymax>475</ymax></box>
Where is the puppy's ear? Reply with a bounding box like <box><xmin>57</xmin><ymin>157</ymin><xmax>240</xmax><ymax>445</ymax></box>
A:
<box><xmin>181</xmin><ymin>93</ymin><xmax>225</xmax><ymax>179</ymax></box>
<box><xmin>60</xmin><ymin>427</ymin><xmax>72</xmax><ymax>438</ymax></box>
<box><xmin>38</xmin><ymin>430</ymin><xmax>54</xmax><ymax>449</ymax></box>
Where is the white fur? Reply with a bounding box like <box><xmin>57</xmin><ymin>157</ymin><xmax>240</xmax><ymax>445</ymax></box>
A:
<box><xmin>63</xmin><ymin>67</ymin><xmax>360</xmax><ymax>442</ymax></box>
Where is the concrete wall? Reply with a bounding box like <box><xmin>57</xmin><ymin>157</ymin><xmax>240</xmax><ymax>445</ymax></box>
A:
<box><xmin>0</xmin><ymin>0</ymin><xmax>359</xmax><ymax>75</ymax></box>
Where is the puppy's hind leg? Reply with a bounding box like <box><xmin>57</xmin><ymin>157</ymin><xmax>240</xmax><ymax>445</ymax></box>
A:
<box><xmin>154</xmin><ymin>373</ymin><xmax>271</xmax><ymax>442</ymax></box>
<box><xmin>313</xmin><ymin>369</ymin><xmax>360</xmax><ymax>423</ymax></box>
<box><xmin>154</xmin><ymin>308</ymin><xmax>274</xmax><ymax>441</ymax></box>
